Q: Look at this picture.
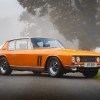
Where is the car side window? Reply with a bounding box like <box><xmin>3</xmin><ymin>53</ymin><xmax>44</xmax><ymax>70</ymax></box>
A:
<box><xmin>16</xmin><ymin>39</ymin><xmax>28</xmax><ymax>50</ymax></box>
<box><xmin>8</xmin><ymin>41</ymin><xmax>15</xmax><ymax>50</ymax></box>
<box><xmin>28</xmin><ymin>40</ymin><xmax>32</xmax><ymax>49</ymax></box>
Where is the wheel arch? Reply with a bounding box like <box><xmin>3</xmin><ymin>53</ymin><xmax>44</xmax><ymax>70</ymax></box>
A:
<box><xmin>0</xmin><ymin>55</ymin><xmax>8</xmax><ymax>60</ymax></box>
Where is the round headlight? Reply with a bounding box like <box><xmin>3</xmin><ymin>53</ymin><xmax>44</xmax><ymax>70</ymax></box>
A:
<box><xmin>72</xmin><ymin>57</ymin><xmax>75</xmax><ymax>62</ymax></box>
<box><xmin>76</xmin><ymin>57</ymin><xmax>80</xmax><ymax>62</ymax></box>
<box><xmin>96</xmin><ymin>57</ymin><xmax>100</xmax><ymax>62</ymax></box>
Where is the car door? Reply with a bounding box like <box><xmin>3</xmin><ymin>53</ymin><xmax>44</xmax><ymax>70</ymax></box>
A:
<box><xmin>13</xmin><ymin>39</ymin><xmax>35</xmax><ymax>67</ymax></box>
<box><xmin>7</xmin><ymin>40</ymin><xmax>16</xmax><ymax>66</ymax></box>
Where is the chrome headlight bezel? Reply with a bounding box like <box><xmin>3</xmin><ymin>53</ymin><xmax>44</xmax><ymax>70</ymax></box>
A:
<box><xmin>72</xmin><ymin>57</ymin><xmax>75</xmax><ymax>63</ymax></box>
<box><xmin>96</xmin><ymin>57</ymin><xmax>100</xmax><ymax>62</ymax></box>
<box><xmin>76</xmin><ymin>56</ymin><xmax>80</xmax><ymax>62</ymax></box>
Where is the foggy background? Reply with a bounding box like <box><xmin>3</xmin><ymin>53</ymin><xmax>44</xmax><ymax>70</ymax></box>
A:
<box><xmin>0</xmin><ymin>0</ymin><xmax>78</xmax><ymax>49</ymax></box>
<box><xmin>0</xmin><ymin>0</ymin><xmax>100</xmax><ymax>51</ymax></box>
<box><xmin>0</xmin><ymin>0</ymin><xmax>25</xmax><ymax>44</ymax></box>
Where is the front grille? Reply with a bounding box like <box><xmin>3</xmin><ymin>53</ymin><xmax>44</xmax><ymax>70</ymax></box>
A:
<box><xmin>80</xmin><ymin>56</ymin><xmax>97</xmax><ymax>62</ymax></box>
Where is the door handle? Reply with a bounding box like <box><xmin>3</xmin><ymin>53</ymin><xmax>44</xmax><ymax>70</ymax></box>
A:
<box><xmin>12</xmin><ymin>54</ymin><xmax>16</xmax><ymax>57</ymax></box>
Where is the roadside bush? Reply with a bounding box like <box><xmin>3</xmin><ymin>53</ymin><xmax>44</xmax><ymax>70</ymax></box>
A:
<box><xmin>95</xmin><ymin>69</ymin><xmax>100</xmax><ymax>80</ymax></box>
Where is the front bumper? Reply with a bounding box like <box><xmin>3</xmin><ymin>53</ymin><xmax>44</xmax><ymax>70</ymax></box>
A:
<box><xmin>66</xmin><ymin>64</ymin><xmax>100</xmax><ymax>68</ymax></box>
<box><xmin>64</xmin><ymin>64</ymin><xmax>100</xmax><ymax>72</ymax></box>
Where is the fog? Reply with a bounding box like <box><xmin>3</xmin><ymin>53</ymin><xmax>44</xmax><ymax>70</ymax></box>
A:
<box><xmin>0</xmin><ymin>0</ymin><xmax>24</xmax><ymax>44</ymax></box>
<box><xmin>20</xmin><ymin>11</ymin><xmax>79</xmax><ymax>48</ymax></box>
<box><xmin>0</xmin><ymin>0</ymin><xmax>100</xmax><ymax>51</ymax></box>
<box><xmin>17</xmin><ymin>0</ymin><xmax>100</xmax><ymax>51</ymax></box>
<box><xmin>0</xmin><ymin>0</ymin><xmax>79</xmax><ymax>49</ymax></box>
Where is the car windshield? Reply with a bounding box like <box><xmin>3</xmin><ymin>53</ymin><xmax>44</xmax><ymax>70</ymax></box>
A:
<box><xmin>31</xmin><ymin>38</ymin><xmax>64</xmax><ymax>49</ymax></box>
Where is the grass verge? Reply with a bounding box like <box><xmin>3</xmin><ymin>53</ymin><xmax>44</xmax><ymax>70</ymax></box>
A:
<box><xmin>95</xmin><ymin>69</ymin><xmax>100</xmax><ymax>80</ymax></box>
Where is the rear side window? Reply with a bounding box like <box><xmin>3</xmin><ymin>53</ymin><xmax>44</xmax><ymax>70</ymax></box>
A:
<box><xmin>8</xmin><ymin>41</ymin><xmax>15</xmax><ymax>50</ymax></box>
<box><xmin>16</xmin><ymin>39</ymin><xmax>28</xmax><ymax>50</ymax></box>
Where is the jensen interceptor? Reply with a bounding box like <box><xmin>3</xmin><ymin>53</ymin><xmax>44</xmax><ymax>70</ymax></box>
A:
<box><xmin>0</xmin><ymin>37</ymin><xmax>100</xmax><ymax>78</ymax></box>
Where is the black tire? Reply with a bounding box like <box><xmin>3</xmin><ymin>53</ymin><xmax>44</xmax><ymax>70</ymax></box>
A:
<box><xmin>47</xmin><ymin>57</ymin><xmax>64</xmax><ymax>77</ymax></box>
<box><xmin>0</xmin><ymin>57</ymin><xmax>12</xmax><ymax>75</ymax></box>
<box><xmin>82</xmin><ymin>69</ymin><xmax>98</xmax><ymax>78</ymax></box>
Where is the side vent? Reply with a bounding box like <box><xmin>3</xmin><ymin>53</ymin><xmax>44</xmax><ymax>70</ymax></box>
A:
<box><xmin>37</xmin><ymin>56</ymin><xmax>42</xmax><ymax>66</ymax></box>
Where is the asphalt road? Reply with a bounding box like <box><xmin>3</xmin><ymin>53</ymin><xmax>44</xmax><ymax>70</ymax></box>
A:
<box><xmin>0</xmin><ymin>72</ymin><xmax>100</xmax><ymax>100</ymax></box>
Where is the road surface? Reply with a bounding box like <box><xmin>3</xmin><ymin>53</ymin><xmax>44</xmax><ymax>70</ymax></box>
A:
<box><xmin>0</xmin><ymin>72</ymin><xmax>100</xmax><ymax>100</ymax></box>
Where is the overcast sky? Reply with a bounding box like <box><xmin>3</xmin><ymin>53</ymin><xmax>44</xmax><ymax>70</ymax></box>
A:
<box><xmin>0</xmin><ymin>0</ymin><xmax>25</xmax><ymax>44</ymax></box>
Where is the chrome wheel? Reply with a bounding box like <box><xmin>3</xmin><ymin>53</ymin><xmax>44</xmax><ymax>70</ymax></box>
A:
<box><xmin>47</xmin><ymin>57</ymin><xmax>64</xmax><ymax>77</ymax></box>
<box><xmin>0</xmin><ymin>57</ymin><xmax>12</xmax><ymax>75</ymax></box>
<box><xmin>0</xmin><ymin>61</ymin><xmax>7</xmax><ymax>74</ymax></box>
<box><xmin>49</xmin><ymin>60</ymin><xmax>59</xmax><ymax>76</ymax></box>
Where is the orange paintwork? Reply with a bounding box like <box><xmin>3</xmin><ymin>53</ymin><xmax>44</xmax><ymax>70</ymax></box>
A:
<box><xmin>0</xmin><ymin>37</ymin><xmax>100</xmax><ymax>72</ymax></box>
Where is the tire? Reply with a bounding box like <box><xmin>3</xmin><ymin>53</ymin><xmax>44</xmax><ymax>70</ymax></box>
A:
<box><xmin>82</xmin><ymin>69</ymin><xmax>98</xmax><ymax>78</ymax></box>
<box><xmin>47</xmin><ymin>57</ymin><xmax>64</xmax><ymax>77</ymax></box>
<box><xmin>0</xmin><ymin>57</ymin><xmax>12</xmax><ymax>75</ymax></box>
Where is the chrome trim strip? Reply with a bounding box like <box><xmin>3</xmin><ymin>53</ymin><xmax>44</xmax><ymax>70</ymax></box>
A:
<box><xmin>65</xmin><ymin>64</ymin><xmax>100</xmax><ymax>68</ymax></box>
<box><xmin>10</xmin><ymin>65</ymin><xmax>44</xmax><ymax>71</ymax></box>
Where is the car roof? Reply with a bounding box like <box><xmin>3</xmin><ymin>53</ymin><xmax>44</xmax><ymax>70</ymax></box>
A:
<box><xmin>8</xmin><ymin>37</ymin><xmax>31</xmax><ymax>41</ymax></box>
<box><xmin>7</xmin><ymin>37</ymin><xmax>56</xmax><ymax>42</ymax></box>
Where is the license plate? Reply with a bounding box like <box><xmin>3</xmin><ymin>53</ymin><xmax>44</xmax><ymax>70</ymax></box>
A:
<box><xmin>84</xmin><ymin>63</ymin><xmax>97</xmax><ymax>67</ymax></box>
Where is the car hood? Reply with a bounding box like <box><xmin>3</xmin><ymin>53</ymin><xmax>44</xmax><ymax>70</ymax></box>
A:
<box><xmin>34</xmin><ymin>48</ymin><xmax>100</xmax><ymax>56</ymax></box>
<box><xmin>58</xmin><ymin>48</ymin><xmax>100</xmax><ymax>56</ymax></box>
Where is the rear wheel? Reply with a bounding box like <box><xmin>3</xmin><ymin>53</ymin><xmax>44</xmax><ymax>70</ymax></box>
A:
<box><xmin>47</xmin><ymin>57</ymin><xmax>64</xmax><ymax>77</ymax></box>
<box><xmin>0</xmin><ymin>57</ymin><xmax>12</xmax><ymax>75</ymax></box>
<box><xmin>82</xmin><ymin>69</ymin><xmax>98</xmax><ymax>78</ymax></box>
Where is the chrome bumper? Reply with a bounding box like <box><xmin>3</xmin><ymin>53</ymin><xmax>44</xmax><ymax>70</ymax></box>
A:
<box><xmin>65</xmin><ymin>64</ymin><xmax>100</xmax><ymax>68</ymax></box>
<box><xmin>65</xmin><ymin>64</ymin><xmax>100</xmax><ymax>72</ymax></box>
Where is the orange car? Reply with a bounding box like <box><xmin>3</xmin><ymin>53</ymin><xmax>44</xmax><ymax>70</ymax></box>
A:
<box><xmin>0</xmin><ymin>37</ymin><xmax>100</xmax><ymax>78</ymax></box>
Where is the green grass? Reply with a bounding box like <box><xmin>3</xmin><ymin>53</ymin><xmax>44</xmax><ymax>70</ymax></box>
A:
<box><xmin>95</xmin><ymin>69</ymin><xmax>100</xmax><ymax>80</ymax></box>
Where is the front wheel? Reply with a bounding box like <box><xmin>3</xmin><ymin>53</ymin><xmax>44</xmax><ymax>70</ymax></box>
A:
<box><xmin>82</xmin><ymin>69</ymin><xmax>98</xmax><ymax>78</ymax></box>
<box><xmin>0</xmin><ymin>57</ymin><xmax>12</xmax><ymax>75</ymax></box>
<box><xmin>47</xmin><ymin>57</ymin><xmax>64</xmax><ymax>77</ymax></box>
